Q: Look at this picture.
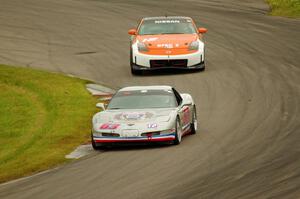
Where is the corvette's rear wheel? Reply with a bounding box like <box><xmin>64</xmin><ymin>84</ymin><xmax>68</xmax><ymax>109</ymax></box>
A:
<box><xmin>173</xmin><ymin>118</ymin><xmax>182</xmax><ymax>145</ymax></box>
<box><xmin>190</xmin><ymin>105</ymin><xmax>197</xmax><ymax>134</ymax></box>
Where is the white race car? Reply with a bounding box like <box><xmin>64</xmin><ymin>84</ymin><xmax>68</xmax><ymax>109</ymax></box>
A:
<box><xmin>91</xmin><ymin>86</ymin><xmax>197</xmax><ymax>149</ymax></box>
<box><xmin>128</xmin><ymin>16</ymin><xmax>207</xmax><ymax>74</ymax></box>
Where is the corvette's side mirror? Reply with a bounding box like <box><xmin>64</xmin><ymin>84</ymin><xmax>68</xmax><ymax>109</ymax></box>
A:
<box><xmin>96</xmin><ymin>103</ymin><xmax>106</xmax><ymax>110</ymax></box>
<box><xmin>128</xmin><ymin>29</ymin><xmax>137</xmax><ymax>35</ymax></box>
<box><xmin>198</xmin><ymin>27</ymin><xmax>207</xmax><ymax>34</ymax></box>
<box><xmin>182</xmin><ymin>102</ymin><xmax>192</xmax><ymax>107</ymax></box>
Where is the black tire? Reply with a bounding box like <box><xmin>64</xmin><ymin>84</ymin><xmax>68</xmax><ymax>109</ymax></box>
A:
<box><xmin>190</xmin><ymin>105</ymin><xmax>197</xmax><ymax>134</ymax></box>
<box><xmin>92</xmin><ymin>139</ymin><xmax>99</xmax><ymax>150</ymax></box>
<box><xmin>91</xmin><ymin>133</ymin><xmax>105</xmax><ymax>150</ymax></box>
<box><xmin>195</xmin><ymin>62</ymin><xmax>205</xmax><ymax>72</ymax></box>
<box><xmin>173</xmin><ymin>117</ymin><xmax>182</xmax><ymax>145</ymax></box>
<box><xmin>199</xmin><ymin>64</ymin><xmax>205</xmax><ymax>71</ymax></box>
<box><xmin>131</xmin><ymin>65</ymin><xmax>139</xmax><ymax>75</ymax></box>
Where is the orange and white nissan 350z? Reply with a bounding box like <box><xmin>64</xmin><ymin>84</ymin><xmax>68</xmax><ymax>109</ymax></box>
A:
<box><xmin>128</xmin><ymin>16</ymin><xmax>207</xmax><ymax>74</ymax></box>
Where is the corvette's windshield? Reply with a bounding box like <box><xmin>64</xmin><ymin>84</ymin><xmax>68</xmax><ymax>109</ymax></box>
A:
<box><xmin>138</xmin><ymin>18</ymin><xmax>197</xmax><ymax>35</ymax></box>
<box><xmin>107</xmin><ymin>89</ymin><xmax>177</xmax><ymax>109</ymax></box>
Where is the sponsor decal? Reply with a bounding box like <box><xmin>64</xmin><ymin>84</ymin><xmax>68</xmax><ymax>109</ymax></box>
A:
<box><xmin>142</xmin><ymin>37</ymin><xmax>158</xmax><ymax>42</ymax></box>
<box><xmin>155</xmin><ymin>20</ymin><xmax>180</xmax><ymax>24</ymax></box>
<box><xmin>100</xmin><ymin>123</ymin><xmax>120</xmax><ymax>130</ymax></box>
<box><xmin>157</xmin><ymin>43</ymin><xmax>180</xmax><ymax>48</ymax></box>
<box><xmin>115</xmin><ymin>112</ymin><xmax>154</xmax><ymax>120</ymax></box>
<box><xmin>147</xmin><ymin>123</ymin><xmax>158</xmax><ymax>128</ymax></box>
<box><xmin>122</xmin><ymin>112</ymin><xmax>145</xmax><ymax>120</ymax></box>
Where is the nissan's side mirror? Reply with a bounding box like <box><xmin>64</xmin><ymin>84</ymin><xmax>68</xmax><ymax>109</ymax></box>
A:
<box><xmin>96</xmin><ymin>103</ymin><xmax>105</xmax><ymax>110</ymax></box>
<box><xmin>198</xmin><ymin>27</ymin><xmax>208</xmax><ymax>34</ymax></box>
<box><xmin>128</xmin><ymin>29</ymin><xmax>137</xmax><ymax>35</ymax></box>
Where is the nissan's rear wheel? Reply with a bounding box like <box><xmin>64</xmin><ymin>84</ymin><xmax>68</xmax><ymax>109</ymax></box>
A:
<box><xmin>173</xmin><ymin>118</ymin><xmax>182</xmax><ymax>145</ymax></box>
<box><xmin>190</xmin><ymin>105</ymin><xmax>197</xmax><ymax>134</ymax></box>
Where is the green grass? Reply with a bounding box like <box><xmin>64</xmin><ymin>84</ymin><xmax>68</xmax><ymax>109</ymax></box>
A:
<box><xmin>0</xmin><ymin>65</ymin><xmax>97</xmax><ymax>183</ymax></box>
<box><xmin>267</xmin><ymin>0</ymin><xmax>300</xmax><ymax>17</ymax></box>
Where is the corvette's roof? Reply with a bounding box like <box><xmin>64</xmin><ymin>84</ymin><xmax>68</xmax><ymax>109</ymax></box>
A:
<box><xmin>119</xmin><ymin>85</ymin><xmax>172</xmax><ymax>91</ymax></box>
<box><xmin>143</xmin><ymin>16</ymin><xmax>192</xmax><ymax>21</ymax></box>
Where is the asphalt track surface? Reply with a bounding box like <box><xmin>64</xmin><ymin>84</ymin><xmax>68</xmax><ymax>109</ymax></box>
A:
<box><xmin>0</xmin><ymin>0</ymin><xmax>300</xmax><ymax>198</ymax></box>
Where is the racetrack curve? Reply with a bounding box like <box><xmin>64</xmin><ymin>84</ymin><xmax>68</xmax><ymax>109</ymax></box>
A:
<box><xmin>0</xmin><ymin>0</ymin><xmax>300</xmax><ymax>198</ymax></box>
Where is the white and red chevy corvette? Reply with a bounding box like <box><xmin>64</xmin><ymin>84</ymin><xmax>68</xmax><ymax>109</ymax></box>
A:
<box><xmin>91</xmin><ymin>86</ymin><xmax>197</xmax><ymax>149</ymax></box>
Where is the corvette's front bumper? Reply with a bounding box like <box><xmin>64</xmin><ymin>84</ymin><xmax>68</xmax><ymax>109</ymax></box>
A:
<box><xmin>93</xmin><ymin>133</ymin><xmax>175</xmax><ymax>144</ymax></box>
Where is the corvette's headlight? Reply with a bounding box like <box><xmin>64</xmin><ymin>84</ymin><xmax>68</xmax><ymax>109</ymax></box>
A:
<box><xmin>137</xmin><ymin>42</ymin><xmax>149</xmax><ymax>52</ymax></box>
<box><xmin>93</xmin><ymin>131</ymin><xmax>102</xmax><ymax>136</ymax></box>
<box><xmin>188</xmin><ymin>41</ymin><xmax>199</xmax><ymax>51</ymax></box>
<box><xmin>160</xmin><ymin>128</ymin><xmax>175</xmax><ymax>135</ymax></box>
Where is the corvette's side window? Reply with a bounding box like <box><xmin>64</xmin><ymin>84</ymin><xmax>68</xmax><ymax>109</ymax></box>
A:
<box><xmin>172</xmin><ymin>88</ymin><xmax>182</xmax><ymax>106</ymax></box>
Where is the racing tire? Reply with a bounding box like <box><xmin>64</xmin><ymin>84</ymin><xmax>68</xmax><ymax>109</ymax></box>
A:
<box><xmin>131</xmin><ymin>65</ymin><xmax>139</xmax><ymax>75</ymax></box>
<box><xmin>190</xmin><ymin>105</ymin><xmax>197</xmax><ymax>134</ymax></box>
<box><xmin>195</xmin><ymin>62</ymin><xmax>205</xmax><ymax>72</ymax></box>
<box><xmin>199</xmin><ymin>65</ymin><xmax>205</xmax><ymax>71</ymax></box>
<box><xmin>91</xmin><ymin>134</ymin><xmax>106</xmax><ymax>150</ymax></box>
<box><xmin>92</xmin><ymin>139</ymin><xmax>99</xmax><ymax>150</ymax></box>
<box><xmin>173</xmin><ymin>117</ymin><xmax>182</xmax><ymax>145</ymax></box>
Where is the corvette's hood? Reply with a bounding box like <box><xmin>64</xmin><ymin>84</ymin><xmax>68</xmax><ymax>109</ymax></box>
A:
<box><xmin>95</xmin><ymin>109</ymin><xmax>175</xmax><ymax>123</ymax></box>
<box><xmin>136</xmin><ymin>34</ymin><xmax>199</xmax><ymax>55</ymax></box>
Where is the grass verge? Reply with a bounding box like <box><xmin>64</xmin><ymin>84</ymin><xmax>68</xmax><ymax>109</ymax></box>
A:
<box><xmin>0</xmin><ymin>65</ymin><xmax>97</xmax><ymax>183</ymax></box>
<box><xmin>267</xmin><ymin>0</ymin><xmax>300</xmax><ymax>17</ymax></box>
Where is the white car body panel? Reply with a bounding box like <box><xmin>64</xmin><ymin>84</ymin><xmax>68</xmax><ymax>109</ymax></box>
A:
<box><xmin>91</xmin><ymin>86</ymin><xmax>196</xmax><ymax>146</ymax></box>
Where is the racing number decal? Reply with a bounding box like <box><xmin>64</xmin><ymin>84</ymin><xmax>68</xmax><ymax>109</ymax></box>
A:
<box><xmin>100</xmin><ymin>123</ymin><xmax>120</xmax><ymax>130</ymax></box>
<box><xmin>182</xmin><ymin>107</ymin><xmax>190</xmax><ymax>125</ymax></box>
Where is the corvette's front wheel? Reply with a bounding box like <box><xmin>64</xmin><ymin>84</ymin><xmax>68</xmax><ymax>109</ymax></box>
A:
<box><xmin>91</xmin><ymin>133</ymin><xmax>105</xmax><ymax>150</ymax></box>
<box><xmin>173</xmin><ymin>118</ymin><xmax>182</xmax><ymax>145</ymax></box>
<box><xmin>92</xmin><ymin>139</ymin><xmax>99</xmax><ymax>150</ymax></box>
